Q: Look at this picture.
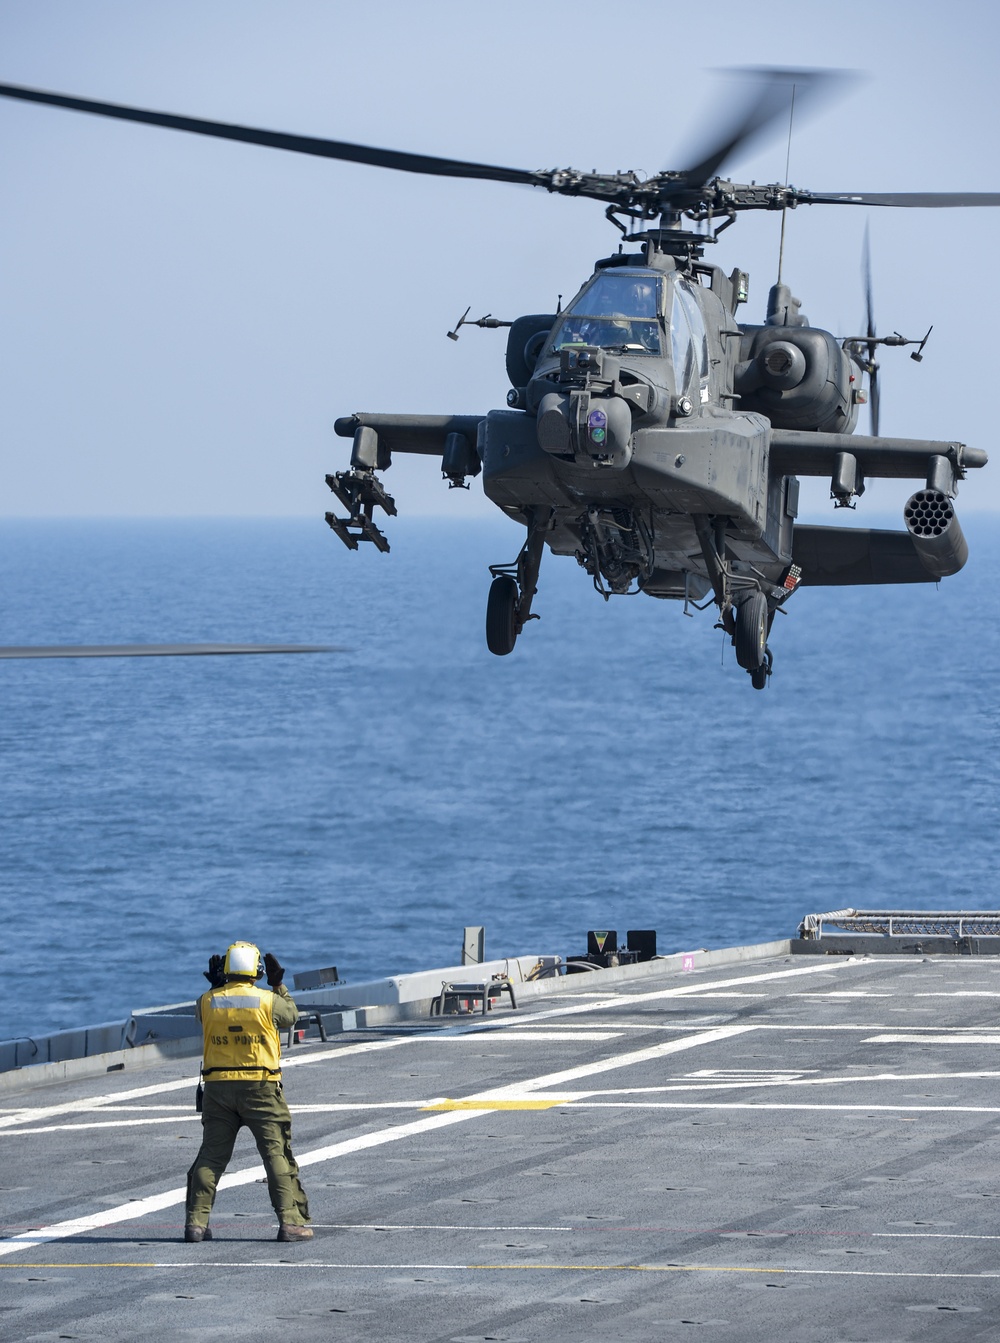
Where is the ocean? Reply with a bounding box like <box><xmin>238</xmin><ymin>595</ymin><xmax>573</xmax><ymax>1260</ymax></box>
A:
<box><xmin>1</xmin><ymin>513</ymin><xmax>996</xmax><ymax>1041</ymax></box>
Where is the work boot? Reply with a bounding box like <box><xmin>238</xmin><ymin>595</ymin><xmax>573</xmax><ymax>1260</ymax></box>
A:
<box><xmin>277</xmin><ymin>1224</ymin><xmax>314</xmax><ymax>1242</ymax></box>
<box><xmin>184</xmin><ymin>1225</ymin><xmax>213</xmax><ymax>1243</ymax></box>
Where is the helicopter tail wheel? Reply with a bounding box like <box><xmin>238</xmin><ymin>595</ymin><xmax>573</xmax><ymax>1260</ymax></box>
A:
<box><xmin>486</xmin><ymin>574</ymin><xmax>519</xmax><ymax>656</ymax></box>
<box><xmin>735</xmin><ymin>591</ymin><xmax>769</xmax><ymax>671</ymax></box>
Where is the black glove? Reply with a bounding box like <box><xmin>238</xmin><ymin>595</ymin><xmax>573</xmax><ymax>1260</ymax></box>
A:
<box><xmin>203</xmin><ymin>953</ymin><xmax>226</xmax><ymax>989</ymax></box>
<box><xmin>264</xmin><ymin>953</ymin><xmax>285</xmax><ymax>988</ymax></box>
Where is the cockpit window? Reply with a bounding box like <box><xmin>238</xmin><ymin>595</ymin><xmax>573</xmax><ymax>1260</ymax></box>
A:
<box><xmin>670</xmin><ymin>280</ymin><xmax>710</xmax><ymax>394</ymax></box>
<box><xmin>567</xmin><ymin>273</ymin><xmax>661</xmax><ymax>319</ymax></box>
<box><xmin>551</xmin><ymin>315</ymin><xmax>661</xmax><ymax>355</ymax></box>
<box><xmin>551</xmin><ymin>272</ymin><xmax>663</xmax><ymax>356</ymax></box>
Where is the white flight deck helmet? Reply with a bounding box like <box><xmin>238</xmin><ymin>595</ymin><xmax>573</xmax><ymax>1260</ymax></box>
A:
<box><xmin>223</xmin><ymin>941</ymin><xmax>264</xmax><ymax>980</ymax></box>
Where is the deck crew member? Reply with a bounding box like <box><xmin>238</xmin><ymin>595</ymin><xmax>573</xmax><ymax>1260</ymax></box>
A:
<box><xmin>185</xmin><ymin>941</ymin><xmax>313</xmax><ymax>1244</ymax></box>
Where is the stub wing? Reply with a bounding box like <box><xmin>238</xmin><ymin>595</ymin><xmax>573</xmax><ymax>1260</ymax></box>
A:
<box><xmin>769</xmin><ymin>430</ymin><xmax>987</xmax><ymax>481</ymax></box>
<box><xmin>333</xmin><ymin>413</ymin><xmax>485</xmax><ymax>458</ymax></box>
<box><xmin>792</xmin><ymin>526</ymin><xmax>952</xmax><ymax>586</ymax></box>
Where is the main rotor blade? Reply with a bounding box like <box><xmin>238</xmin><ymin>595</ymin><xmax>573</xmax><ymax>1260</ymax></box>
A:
<box><xmin>677</xmin><ymin>68</ymin><xmax>846</xmax><ymax>188</ymax></box>
<box><xmin>0</xmin><ymin>82</ymin><xmax>539</xmax><ymax>186</ymax></box>
<box><xmin>805</xmin><ymin>190</ymin><xmax>1000</xmax><ymax>207</ymax></box>
<box><xmin>0</xmin><ymin>643</ymin><xmax>341</xmax><ymax>659</ymax></box>
<box><xmin>8</xmin><ymin>78</ymin><xmax>995</xmax><ymax>220</ymax></box>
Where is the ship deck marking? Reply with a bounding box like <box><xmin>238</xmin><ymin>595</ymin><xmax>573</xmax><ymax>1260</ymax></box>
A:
<box><xmin>3</xmin><ymin>1260</ymin><xmax>1000</xmax><ymax>1282</ymax></box>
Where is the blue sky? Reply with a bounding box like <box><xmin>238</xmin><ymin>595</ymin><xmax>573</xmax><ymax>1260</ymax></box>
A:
<box><xmin>1</xmin><ymin>0</ymin><xmax>998</xmax><ymax>517</ymax></box>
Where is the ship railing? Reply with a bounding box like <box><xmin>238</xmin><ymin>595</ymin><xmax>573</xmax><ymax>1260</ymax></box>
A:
<box><xmin>799</xmin><ymin>909</ymin><xmax>1000</xmax><ymax>940</ymax></box>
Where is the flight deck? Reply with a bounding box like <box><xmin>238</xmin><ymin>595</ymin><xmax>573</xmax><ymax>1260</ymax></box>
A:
<box><xmin>3</xmin><ymin>943</ymin><xmax>1000</xmax><ymax>1341</ymax></box>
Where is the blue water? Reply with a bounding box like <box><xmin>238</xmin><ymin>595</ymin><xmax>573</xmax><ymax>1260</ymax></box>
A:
<box><xmin>1</xmin><ymin>514</ymin><xmax>997</xmax><ymax>1041</ymax></box>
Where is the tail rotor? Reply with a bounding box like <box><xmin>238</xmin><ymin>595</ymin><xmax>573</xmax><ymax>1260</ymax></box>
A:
<box><xmin>862</xmin><ymin>222</ymin><xmax>881</xmax><ymax>436</ymax></box>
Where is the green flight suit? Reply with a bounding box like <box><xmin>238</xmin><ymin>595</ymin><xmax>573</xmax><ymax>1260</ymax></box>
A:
<box><xmin>185</xmin><ymin>979</ymin><xmax>310</xmax><ymax>1229</ymax></box>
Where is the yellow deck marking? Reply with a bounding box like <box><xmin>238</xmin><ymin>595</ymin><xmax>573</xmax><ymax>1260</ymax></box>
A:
<box><xmin>423</xmin><ymin>1099</ymin><xmax>570</xmax><ymax>1111</ymax></box>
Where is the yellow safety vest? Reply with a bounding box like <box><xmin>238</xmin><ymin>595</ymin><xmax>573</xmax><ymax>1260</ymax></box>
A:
<box><xmin>200</xmin><ymin>981</ymin><xmax>283</xmax><ymax>1082</ymax></box>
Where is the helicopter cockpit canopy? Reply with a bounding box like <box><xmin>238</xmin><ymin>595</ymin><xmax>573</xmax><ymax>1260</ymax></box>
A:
<box><xmin>550</xmin><ymin>271</ymin><xmax>663</xmax><ymax>356</ymax></box>
<box><xmin>670</xmin><ymin>279</ymin><xmax>710</xmax><ymax>401</ymax></box>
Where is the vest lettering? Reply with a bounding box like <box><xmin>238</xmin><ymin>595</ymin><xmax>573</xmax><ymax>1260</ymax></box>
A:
<box><xmin>201</xmin><ymin>983</ymin><xmax>282</xmax><ymax>1080</ymax></box>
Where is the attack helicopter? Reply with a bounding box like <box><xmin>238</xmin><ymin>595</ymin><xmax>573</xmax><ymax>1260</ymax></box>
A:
<box><xmin>0</xmin><ymin>72</ymin><xmax>992</xmax><ymax>688</ymax></box>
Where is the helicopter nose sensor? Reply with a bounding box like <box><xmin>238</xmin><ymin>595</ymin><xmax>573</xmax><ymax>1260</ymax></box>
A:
<box><xmin>536</xmin><ymin>388</ymin><xmax>633</xmax><ymax>469</ymax></box>
<box><xmin>533</xmin><ymin>344</ymin><xmax>635</xmax><ymax>469</ymax></box>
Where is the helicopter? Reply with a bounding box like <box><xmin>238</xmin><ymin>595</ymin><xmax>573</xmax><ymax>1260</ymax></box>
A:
<box><xmin>0</xmin><ymin>72</ymin><xmax>992</xmax><ymax>688</ymax></box>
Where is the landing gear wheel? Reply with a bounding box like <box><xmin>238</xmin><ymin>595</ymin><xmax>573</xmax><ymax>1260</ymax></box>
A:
<box><xmin>750</xmin><ymin>647</ymin><xmax>773</xmax><ymax>691</ymax></box>
<box><xmin>735</xmin><ymin>592</ymin><xmax>768</xmax><ymax>670</ymax></box>
<box><xmin>486</xmin><ymin>574</ymin><xmax>519</xmax><ymax>656</ymax></box>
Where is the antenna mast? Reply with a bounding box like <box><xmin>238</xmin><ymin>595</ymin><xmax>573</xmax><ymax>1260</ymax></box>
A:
<box><xmin>776</xmin><ymin>84</ymin><xmax>797</xmax><ymax>285</ymax></box>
